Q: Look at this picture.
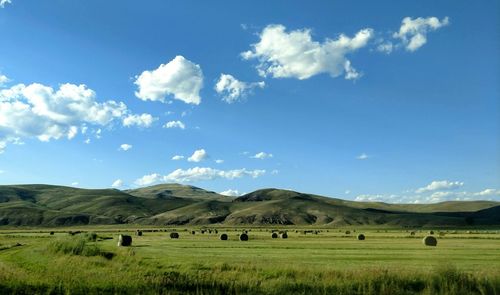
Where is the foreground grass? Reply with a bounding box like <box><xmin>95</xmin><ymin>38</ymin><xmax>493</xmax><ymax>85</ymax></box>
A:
<box><xmin>0</xmin><ymin>228</ymin><xmax>499</xmax><ymax>294</ymax></box>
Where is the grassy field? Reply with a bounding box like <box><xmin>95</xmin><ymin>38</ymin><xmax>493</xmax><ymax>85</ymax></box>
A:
<box><xmin>0</xmin><ymin>227</ymin><xmax>499</xmax><ymax>294</ymax></box>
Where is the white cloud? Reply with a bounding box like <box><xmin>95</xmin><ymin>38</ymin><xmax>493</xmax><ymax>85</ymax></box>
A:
<box><xmin>123</xmin><ymin>113</ymin><xmax>156</xmax><ymax>128</ymax></box>
<box><xmin>215</xmin><ymin>159</ymin><xmax>224</xmax><ymax>164</ymax></box>
<box><xmin>0</xmin><ymin>137</ymin><xmax>22</xmax><ymax>154</ymax></box>
<box><xmin>71</xmin><ymin>182</ymin><xmax>79</xmax><ymax>186</ymax></box>
<box><xmin>242</xmin><ymin>24</ymin><xmax>373</xmax><ymax>80</ymax></box>
<box><xmin>415</xmin><ymin>180</ymin><xmax>464</xmax><ymax>193</ymax></box>
<box><xmin>188</xmin><ymin>149</ymin><xmax>208</xmax><ymax>162</ymax></box>
<box><xmin>219</xmin><ymin>189</ymin><xmax>242</xmax><ymax>197</ymax></box>
<box><xmin>356</xmin><ymin>153</ymin><xmax>369</xmax><ymax>160</ymax></box>
<box><xmin>134</xmin><ymin>167</ymin><xmax>265</xmax><ymax>185</ymax></box>
<box><xmin>163</xmin><ymin>120</ymin><xmax>186</xmax><ymax>129</ymax></box>
<box><xmin>0</xmin><ymin>83</ymin><xmax>131</xmax><ymax>148</ymax></box>
<box><xmin>354</xmin><ymin>184</ymin><xmax>499</xmax><ymax>204</ymax></box>
<box><xmin>214</xmin><ymin>74</ymin><xmax>265</xmax><ymax>103</ymax></box>
<box><xmin>111</xmin><ymin>179</ymin><xmax>124</xmax><ymax>188</ymax></box>
<box><xmin>165</xmin><ymin>167</ymin><xmax>266</xmax><ymax>183</ymax></box>
<box><xmin>134</xmin><ymin>55</ymin><xmax>203</xmax><ymax>105</ymax></box>
<box><xmin>343</xmin><ymin>60</ymin><xmax>362</xmax><ymax>80</ymax></box>
<box><xmin>0</xmin><ymin>0</ymin><xmax>11</xmax><ymax>8</ymax></box>
<box><xmin>0</xmin><ymin>75</ymin><xmax>9</xmax><ymax>85</ymax></box>
<box><xmin>473</xmin><ymin>189</ymin><xmax>500</xmax><ymax>197</ymax></box>
<box><xmin>119</xmin><ymin>143</ymin><xmax>132</xmax><ymax>151</ymax></box>
<box><xmin>171</xmin><ymin>155</ymin><xmax>184</xmax><ymax>161</ymax></box>
<box><xmin>251</xmin><ymin>152</ymin><xmax>273</xmax><ymax>159</ymax></box>
<box><xmin>134</xmin><ymin>173</ymin><xmax>164</xmax><ymax>186</ymax></box>
<box><xmin>376</xmin><ymin>42</ymin><xmax>394</xmax><ymax>54</ymax></box>
<box><xmin>393</xmin><ymin>16</ymin><xmax>449</xmax><ymax>51</ymax></box>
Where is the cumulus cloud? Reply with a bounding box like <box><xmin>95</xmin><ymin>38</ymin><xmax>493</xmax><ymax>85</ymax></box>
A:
<box><xmin>251</xmin><ymin>152</ymin><xmax>273</xmax><ymax>159</ymax></box>
<box><xmin>215</xmin><ymin>159</ymin><xmax>224</xmax><ymax>164</ymax></box>
<box><xmin>119</xmin><ymin>143</ymin><xmax>132</xmax><ymax>151</ymax></box>
<box><xmin>356</xmin><ymin>188</ymin><xmax>500</xmax><ymax>204</ymax></box>
<box><xmin>242</xmin><ymin>24</ymin><xmax>373</xmax><ymax>80</ymax></box>
<box><xmin>188</xmin><ymin>149</ymin><xmax>208</xmax><ymax>162</ymax></box>
<box><xmin>111</xmin><ymin>179</ymin><xmax>124</xmax><ymax>188</ymax></box>
<box><xmin>393</xmin><ymin>16</ymin><xmax>449</xmax><ymax>51</ymax></box>
<box><xmin>0</xmin><ymin>75</ymin><xmax>9</xmax><ymax>85</ymax></box>
<box><xmin>134</xmin><ymin>167</ymin><xmax>265</xmax><ymax>186</ymax></box>
<box><xmin>473</xmin><ymin>189</ymin><xmax>500</xmax><ymax>197</ymax></box>
<box><xmin>163</xmin><ymin>120</ymin><xmax>186</xmax><ymax>129</ymax></box>
<box><xmin>165</xmin><ymin>167</ymin><xmax>265</xmax><ymax>183</ymax></box>
<box><xmin>0</xmin><ymin>83</ymin><xmax>129</xmax><ymax>147</ymax></box>
<box><xmin>134</xmin><ymin>173</ymin><xmax>164</xmax><ymax>186</ymax></box>
<box><xmin>0</xmin><ymin>0</ymin><xmax>11</xmax><ymax>8</ymax></box>
<box><xmin>134</xmin><ymin>55</ymin><xmax>203</xmax><ymax>105</ymax></box>
<box><xmin>415</xmin><ymin>180</ymin><xmax>464</xmax><ymax>193</ymax></box>
<box><xmin>171</xmin><ymin>155</ymin><xmax>184</xmax><ymax>161</ymax></box>
<box><xmin>214</xmin><ymin>74</ymin><xmax>265</xmax><ymax>103</ymax></box>
<box><xmin>123</xmin><ymin>113</ymin><xmax>156</xmax><ymax>128</ymax></box>
<box><xmin>220</xmin><ymin>189</ymin><xmax>242</xmax><ymax>197</ymax></box>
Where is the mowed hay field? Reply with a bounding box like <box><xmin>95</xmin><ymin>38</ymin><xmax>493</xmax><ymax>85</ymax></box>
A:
<box><xmin>0</xmin><ymin>228</ymin><xmax>499</xmax><ymax>295</ymax></box>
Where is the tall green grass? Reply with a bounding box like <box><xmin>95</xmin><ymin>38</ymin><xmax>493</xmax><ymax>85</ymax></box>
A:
<box><xmin>46</xmin><ymin>236</ymin><xmax>107</xmax><ymax>257</ymax></box>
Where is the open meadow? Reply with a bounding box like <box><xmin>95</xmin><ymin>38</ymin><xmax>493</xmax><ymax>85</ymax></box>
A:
<box><xmin>0</xmin><ymin>227</ymin><xmax>499</xmax><ymax>294</ymax></box>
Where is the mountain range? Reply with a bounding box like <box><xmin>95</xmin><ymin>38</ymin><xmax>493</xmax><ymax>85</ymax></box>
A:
<box><xmin>0</xmin><ymin>184</ymin><xmax>498</xmax><ymax>227</ymax></box>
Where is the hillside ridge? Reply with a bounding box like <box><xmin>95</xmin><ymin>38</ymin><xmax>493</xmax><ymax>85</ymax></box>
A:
<box><xmin>0</xmin><ymin>184</ymin><xmax>498</xmax><ymax>227</ymax></box>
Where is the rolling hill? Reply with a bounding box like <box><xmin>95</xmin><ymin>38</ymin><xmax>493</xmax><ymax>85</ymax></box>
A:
<box><xmin>0</xmin><ymin>184</ymin><xmax>498</xmax><ymax>227</ymax></box>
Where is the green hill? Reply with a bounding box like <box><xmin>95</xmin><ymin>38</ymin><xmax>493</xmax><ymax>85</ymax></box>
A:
<box><xmin>0</xmin><ymin>184</ymin><xmax>498</xmax><ymax>227</ymax></box>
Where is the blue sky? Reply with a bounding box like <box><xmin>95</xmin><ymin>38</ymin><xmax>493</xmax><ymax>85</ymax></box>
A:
<box><xmin>0</xmin><ymin>0</ymin><xmax>498</xmax><ymax>203</ymax></box>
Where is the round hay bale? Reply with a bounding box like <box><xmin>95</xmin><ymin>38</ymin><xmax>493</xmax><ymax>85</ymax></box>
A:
<box><xmin>136</xmin><ymin>230</ymin><xmax>143</xmax><ymax>236</ymax></box>
<box><xmin>220</xmin><ymin>233</ymin><xmax>228</xmax><ymax>240</ymax></box>
<box><xmin>423</xmin><ymin>235</ymin><xmax>437</xmax><ymax>246</ymax></box>
<box><xmin>271</xmin><ymin>233</ymin><xmax>278</xmax><ymax>239</ymax></box>
<box><xmin>239</xmin><ymin>233</ymin><xmax>249</xmax><ymax>241</ymax></box>
<box><xmin>345</xmin><ymin>230</ymin><xmax>351</xmax><ymax>235</ymax></box>
<box><xmin>280</xmin><ymin>232</ymin><xmax>288</xmax><ymax>239</ymax></box>
<box><xmin>191</xmin><ymin>230</ymin><xmax>196</xmax><ymax>235</ymax></box>
<box><xmin>357</xmin><ymin>234</ymin><xmax>365</xmax><ymax>241</ymax></box>
<box><xmin>170</xmin><ymin>232</ymin><xmax>179</xmax><ymax>239</ymax></box>
<box><xmin>117</xmin><ymin>234</ymin><xmax>132</xmax><ymax>247</ymax></box>
<box><xmin>410</xmin><ymin>231</ymin><xmax>416</xmax><ymax>236</ymax></box>
<box><xmin>49</xmin><ymin>231</ymin><xmax>55</xmax><ymax>235</ymax></box>
<box><xmin>429</xmin><ymin>230</ymin><xmax>434</xmax><ymax>235</ymax></box>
